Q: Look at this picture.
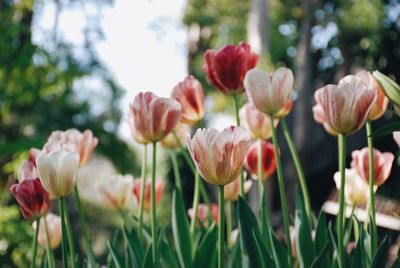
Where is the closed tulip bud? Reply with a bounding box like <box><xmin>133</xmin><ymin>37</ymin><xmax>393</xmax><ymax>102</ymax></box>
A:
<box><xmin>334</xmin><ymin>168</ymin><xmax>370</xmax><ymax>206</ymax></box>
<box><xmin>316</xmin><ymin>74</ymin><xmax>376</xmax><ymax>134</ymax></box>
<box><xmin>33</xmin><ymin>213</ymin><xmax>62</xmax><ymax>249</ymax></box>
<box><xmin>36</xmin><ymin>150</ymin><xmax>79</xmax><ymax>198</ymax></box>
<box><xmin>188</xmin><ymin>203</ymin><xmax>219</xmax><ymax>227</ymax></box>
<box><xmin>44</xmin><ymin>129</ymin><xmax>98</xmax><ymax>166</ymax></box>
<box><xmin>160</xmin><ymin>123</ymin><xmax>190</xmax><ymax>149</ymax></box>
<box><xmin>239</xmin><ymin>103</ymin><xmax>278</xmax><ymax>140</ymax></box>
<box><xmin>313</xmin><ymin>90</ymin><xmax>338</xmax><ymax>136</ymax></box>
<box><xmin>128</xmin><ymin>92</ymin><xmax>181</xmax><ymax>143</ymax></box>
<box><xmin>351</xmin><ymin>147</ymin><xmax>394</xmax><ymax>186</ymax></box>
<box><xmin>186</xmin><ymin>126</ymin><xmax>252</xmax><ymax>186</ymax></box>
<box><xmin>98</xmin><ymin>174</ymin><xmax>137</xmax><ymax>211</ymax></box>
<box><xmin>204</xmin><ymin>42</ymin><xmax>259</xmax><ymax>95</ymax></box>
<box><xmin>224</xmin><ymin>177</ymin><xmax>252</xmax><ymax>201</ymax></box>
<box><xmin>10</xmin><ymin>178</ymin><xmax>50</xmax><ymax>221</ymax></box>
<box><xmin>171</xmin><ymin>76</ymin><xmax>205</xmax><ymax>125</ymax></box>
<box><xmin>244</xmin><ymin>140</ymin><xmax>277</xmax><ymax>180</ymax></box>
<box><xmin>373</xmin><ymin>70</ymin><xmax>400</xmax><ymax>108</ymax></box>
<box><xmin>244</xmin><ymin>68</ymin><xmax>295</xmax><ymax>118</ymax></box>
<box><xmin>133</xmin><ymin>178</ymin><xmax>165</xmax><ymax>212</ymax></box>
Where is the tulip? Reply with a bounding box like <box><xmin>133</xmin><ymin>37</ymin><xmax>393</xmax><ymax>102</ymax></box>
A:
<box><xmin>44</xmin><ymin>129</ymin><xmax>98</xmax><ymax>166</ymax></box>
<box><xmin>203</xmin><ymin>42</ymin><xmax>259</xmax><ymax>95</ymax></box>
<box><xmin>98</xmin><ymin>174</ymin><xmax>137</xmax><ymax>212</ymax></box>
<box><xmin>171</xmin><ymin>76</ymin><xmax>205</xmax><ymax>125</ymax></box>
<box><xmin>373</xmin><ymin>70</ymin><xmax>400</xmax><ymax>107</ymax></box>
<box><xmin>316</xmin><ymin>74</ymin><xmax>377</xmax><ymax>134</ymax></box>
<box><xmin>244</xmin><ymin>68</ymin><xmax>295</xmax><ymax>118</ymax></box>
<box><xmin>186</xmin><ymin>126</ymin><xmax>252</xmax><ymax>186</ymax></box>
<box><xmin>10</xmin><ymin>178</ymin><xmax>49</xmax><ymax>221</ymax></box>
<box><xmin>128</xmin><ymin>92</ymin><xmax>182</xmax><ymax>143</ymax></box>
<box><xmin>133</xmin><ymin>178</ymin><xmax>165</xmax><ymax>212</ymax></box>
<box><xmin>244</xmin><ymin>140</ymin><xmax>277</xmax><ymax>180</ymax></box>
<box><xmin>33</xmin><ymin>213</ymin><xmax>62</xmax><ymax>249</ymax></box>
<box><xmin>224</xmin><ymin>177</ymin><xmax>252</xmax><ymax>201</ymax></box>
<box><xmin>188</xmin><ymin>203</ymin><xmax>219</xmax><ymax>227</ymax></box>
<box><xmin>18</xmin><ymin>160</ymin><xmax>38</xmax><ymax>182</ymax></box>
<box><xmin>36</xmin><ymin>150</ymin><xmax>79</xmax><ymax>198</ymax></box>
<box><xmin>313</xmin><ymin>89</ymin><xmax>338</xmax><ymax>136</ymax></box>
<box><xmin>393</xmin><ymin>132</ymin><xmax>400</xmax><ymax>148</ymax></box>
<box><xmin>334</xmin><ymin>168</ymin><xmax>370</xmax><ymax>206</ymax></box>
<box><xmin>239</xmin><ymin>103</ymin><xmax>278</xmax><ymax>140</ymax></box>
<box><xmin>160</xmin><ymin>123</ymin><xmax>190</xmax><ymax>149</ymax></box>
<box><xmin>351</xmin><ymin>147</ymin><xmax>394</xmax><ymax>186</ymax></box>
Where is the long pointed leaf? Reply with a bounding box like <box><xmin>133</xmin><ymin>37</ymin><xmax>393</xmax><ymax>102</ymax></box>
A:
<box><xmin>371</xmin><ymin>236</ymin><xmax>391</xmax><ymax>268</ymax></box>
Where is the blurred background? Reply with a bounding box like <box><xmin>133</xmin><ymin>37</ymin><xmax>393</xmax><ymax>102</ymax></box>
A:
<box><xmin>1</xmin><ymin>0</ymin><xmax>400</xmax><ymax>266</ymax></box>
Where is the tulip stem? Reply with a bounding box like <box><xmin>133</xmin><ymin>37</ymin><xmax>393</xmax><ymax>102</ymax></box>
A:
<box><xmin>44</xmin><ymin>217</ymin><xmax>56</xmax><ymax>268</ymax></box>
<box><xmin>63</xmin><ymin>198</ymin><xmax>77</xmax><ymax>268</ymax></box>
<box><xmin>280</xmin><ymin>119</ymin><xmax>312</xmax><ymax>225</ymax></box>
<box><xmin>337</xmin><ymin>134</ymin><xmax>347</xmax><ymax>268</ymax></box>
<box><xmin>232</xmin><ymin>94</ymin><xmax>245</xmax><ymax>197</ymax></box>
<box><xmin>270</xmin><ymin>116</ymin><xmax>292</xmax><ymax>265</ymax></box>
<box><xmin>138</xmin><ymin>144</ymin><xmax>148</xmax><ymax>241</ymax></box>
<box><xmin>366</xmin><ymin>120</ymin><xmax>377</xmax><ymax>254</ymax></box>
<box><xmin>73</xmin><ymin>185</ymin><xmax>96</xmax><ymax>266</ymax></box>
<box><xmin>30</xmin><ymin>218</ymin><xmax>40</xmax><ymax>268</ymax></box>
<box><xmin>171</xmin><ymin>150</ymin><xmax>182</xmax><ymax>190</ymax></box>
<box><xmin>226</xmin><ymin>200</ymin><xmax>233</xmax><ymax>248</ymax></box>
<box><xmin>218</xmin><ymin>185</ymin><xmax>225</xmax><ymax>268</ymax></box>
<box><xmin>257</xmin><ymin>139</ymin><xmax>266</xmax><ymax>228</ymax></box>
<box><xmin>151</xmin><ymin>142</ymin><xmax>158</xmax><ymax>266</ymax></box>
<box><xmin>59</xmin><ymin>198</ymin><xmax>69</xmax><ymax>268</ymax></box>
<box><xmin>190</xmin><ymin>171</ymin><xmax>201</xmax><ymax>236</ymax></box>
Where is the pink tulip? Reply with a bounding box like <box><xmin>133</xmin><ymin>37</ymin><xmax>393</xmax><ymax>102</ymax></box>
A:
<box><xmin>351</xmin><ymin>148</ymin><xmax>394</xmax><ymax>186</ymax></box>
<box><xmin>204</xmin><ymin>42</ymin><xmax>259</xmax><ymax>95</ymax></box>
<box><xmin>33</xmin><ymin>213</ymin><xmax>62</xmax><ymax>249</ymax></box>
<box><xmin>133</xmin><ymin>178</ymin><xmax>165</xmax><ymax>212</ymax></box>
<box><xmin>224</xmin><ymin>177</ymin><xmax>252</xmax><ymax>201</ymax></box>
<box><xmin>393</xmin><ymin>132</ymin><xmax>400</xmax><ymax>147</ymax></box>
<box><xmin>313</xmin><ymin>90</ymin><xmax>338</xmax><ymax>136</ymax></box>
<box><xmin>98</xmin><ymin>174</ymin><xmax>137</xmax><ymax>211</ymax></box>
<box><xmin>171</xmin><ymin>76</ymin><xmax>205</xmax><ymax>125</ymax></box>
<box><xmin>18</xmin><ymin>148</ymin><xmax>42</xmax><ymax>182</ymax></box>
<box><xmin>244</xmin><ymin>68</ymin><xmax>295</xmax><ymax>117</ymax></box>
<box><xmin>316</xmin><ymin>75</ymin><xmax>376</xmax><ymax>134</ymax></box>
<box><xmin>160</xmin><ymin>123</ymin><xmax>190</xmax><ymax>149</ymax></box>
<box><xmin>188</xmin><ymin>203</ymin><xmax>219</xmax><ymax>227</ymax></box>
<box><xmin>44</xmin><ymin>129</ymin><xmax>98</xmax><ymax>166</ymax></box>
<box><xmin>239</xmin><ymin>103</ymin><xmax>278</xmax><ymax>140</ymax></box>
<box><xmin>244</xmin><ymin>140</ymin><xmax>277</xmax><ymax>180</ymax></box>
<box><xmin>186</xmin><ymin>126</ymin><xmax>252</xmax><ymax>185</ymax></box>
<box><xmin>128</xmin><ymin>92</ymin><xmax>181</xmax><ymax>143</ymax></box>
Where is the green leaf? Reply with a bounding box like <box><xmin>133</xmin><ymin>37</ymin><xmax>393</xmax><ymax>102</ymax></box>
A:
<box><xmin>371</xmin><ymin>236</ymin><xmax>391</xmax><ymax>268</ymax></box>
<box><xmin>373</xmin><ymin>70</ymin><xmax>400</xmax><ymax>107</ymax></box>
<box><xmin>160</xmin><ymin>238</ymin><xmax>180</xmax><ymax>268</ymax></box>
<box><xmin>260</xmin><ymin>191</ymin><xmax>277</xmax><ymax>258</ymax></box>
<box><xmin>372</xmin><ymin>121</ymin><xmax>400</xmax><ymax>138</ymax></box>
<box><xmin>143</xmin><ymin>244</ymin><xmax>153</xmax><ymax>268</ymax></box>
<box><xmin>228</xmin><ymin>238</ymin><xmax>242</xmax><ymax>268</ymax></box>
<box><xmin>310</xmin><ymin>242</ymin><xmax>330</xmax><ymax>268</ymax></box>
<box><xmin>194</xmin><ymin>225</ymin><xmax>218</xmax><ymax>268</ymax></box>
<box><xmin>107</xmin><ymin>241</ymin><xmax>124</xmax><ymax>268</ymax></box>
<box><xmin>122</xmin><ymin>226</ymin><xmax>144</xmax><ymax>268</ymax></box>
<box><xmin>314</xmin><ymin>212</ymin><xmax>330</xmax><ymax>267</ymax></box>
<box><xmin>351</xmin><ymin>228</ymin><xmax>365</xmax><ymax>268</ymax></box>
<box><xmin>172</xmin><ymin>189</ymin><xmax>192</xmax><ymax>268</ymax></box>
<box><xmin>272</xmin><ymin>234</ymin><xmax>290</xmax><ymax>268</ymax></box>
<box><xmin>295</xmin><ymin>188</ymin><xmax>315</xmax><ymax>268</ymax></box>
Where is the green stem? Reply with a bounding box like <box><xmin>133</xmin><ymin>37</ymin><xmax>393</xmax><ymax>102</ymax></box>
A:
<box><xmin>138</xmin><ymin>144</ymin><xmax>148</xmax><ymax>241</ymax></box>
<box><xmin>337</xmin><ymin>134</ymin><xmax>347</xmax><ymax>268</ymax></box>
<box><xmin>226</xmin><ymin>200</ymin><xmax>233</xmax><ymax>248</ymax></box>
<box><xmin>63</xmin><ymin>198</ymin><xmax>77</xmax><ymax>268</ymax></box>
<box><xmin>366</xmin><ymin>120</ymin><xmax>377</xmax><ymax>254</ymax></box>
<box><xmin>280</xmin><ymin>119</ymin><xmax>312</xmax><ymax>225</ymax></box>
<box><xmin>218</xmin><ymin>185</ymin><xmax>225</xmax><ymax>268</ymax></box>
<box><xmin>171</xmin><ymin>150</ymin><xmax>182</xmax><ymax>190</ymax></box>
<box><xmin>232</xmin><ymin>94</ymin><xmax>245</xmax><ymax>196</ymax></box>
<box><xmin>345</xmin><ymin>205</ymin><xmax>356</xmax><ymax>246</ymax></box>
<box><xmin>59</xmin><ymin>198</ymin><xmax>68</xmax><ymax>268</ymax></box>
<box><xmin>30</xmin><ymin>218</ymin><xmax>40</xmax><ymax>268</ymax></box>
<box><xmin>270</xmin><ymin>116</ymin><xmax>292</xmax><ymax>266</ymax></box>
<box><xmin>73</xmin><ymin>185</ymin><xmax>96</xmax><ymax>266</ymax></box>
<box><xmin>44</xmin><ymin>217</ymin><xmax>56</xmax><ymax>268</ymax></box>
<box><xmin>190</xmin><ymin>171</ymin><xmax>201</xmax><ymax>235</ymax></box>
<box><xmin>151</xmin><ymin>142</ymin><xmax>158</xmax><ymax>266</ymax></box>
<box><xmin>257</xmin><ymin>139</ymin><xmax>267</xmax><ymax>232</ymax></box>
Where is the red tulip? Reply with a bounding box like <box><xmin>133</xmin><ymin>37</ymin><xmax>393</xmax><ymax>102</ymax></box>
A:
<box><xmin>351</xmin><ymin>148</ymin><xmax>394</xmax><ymax>186</ymax></box>
<box><xmin>128</xmin><ymin>92</ymin><xmax>181</xmax><ymax>143</ymax></box>
<box><xmin>204</xmin><ymin>42</ymin><xmax>259</xmax><ymax>95</ymax></box>
<box><xmin>188</xmin><ymin>203</ymin><xmax>219</xmax><ymax>227</ymax></box>
<box><xmin>224</xmin><ymin>177</ymin><xmax>252</xmax><ymax>201</ymax></box>
<box><xmin>133</xmin><ymin>178</ymin><xmax>165</xmax><ymax>212</ymax></box>
<box><xmin>316</xmin><ymin>74</ymin><xmax>376</xmax><ymax>134</ymax></box>
<box><xmin>10</xmin><ymin>178</ymin><xmax>50</xmax><ymax>221</ymax></box>
<box><xmin>171</xmin><ymin>76</ymin><xmax>205</xmax><ymax>125</ymax></box>
<box><xmin>244</xmin><ymin>140</ymin><xmax>277</xmax><ymax>180</ymax></box>
<box><xmin>44</xmin><ymin>129</ymin><xmax>98</xmax><ymax>166</ymax></box>
<box><xmin>239</xmin><ymin>103</ymin><xmax>278</xmax><ymax>140</ymax></box>
<box><xmin>186</xmin><ymin>126</ymin><xmax>252</xmax><ymax>185</ymax></box>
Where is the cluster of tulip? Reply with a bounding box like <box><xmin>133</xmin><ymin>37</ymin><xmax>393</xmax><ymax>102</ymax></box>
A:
<box><xmin>10</xmin><ymin>41</ymin><xmax>400</xmax><ymax>268</ymax></box>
